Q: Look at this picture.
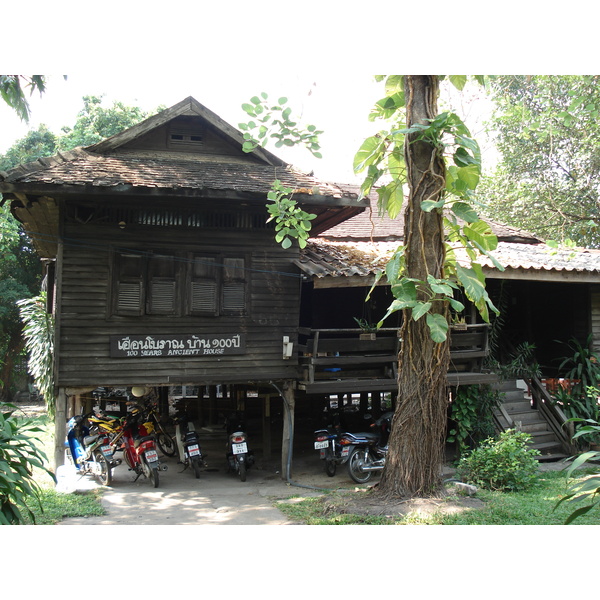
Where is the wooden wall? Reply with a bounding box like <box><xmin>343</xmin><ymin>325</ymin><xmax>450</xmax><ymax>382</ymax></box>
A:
<box><xmin>55</xmin><ymin>201</ymin><xmax>301</xmax><ymax>388</ymax></box>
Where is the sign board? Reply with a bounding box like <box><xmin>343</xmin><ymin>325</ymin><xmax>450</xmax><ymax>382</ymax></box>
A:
<box><xmin>110</xmin><ymin>334</ymin><xmax>246</xmax><ymax>358</ymax></box>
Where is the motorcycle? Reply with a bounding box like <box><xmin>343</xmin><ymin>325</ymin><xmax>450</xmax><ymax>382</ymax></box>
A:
<box><xmin>110</xmin><ymin>404</ymin><xmax>166</xmax><ymax>487</ymax></box>
<box><xmin>66</xmin><ymin>412</ymin><xmax>122</xmax><ymax>486</ymax></box>
<box><xmin>339</xmin><ymin>411</ymin><xmax>394</xmax><ymax>484</ymax></box>
<box><xmin>173</xmin><ymin>408</ymin><xmax>205</xmax><ymax>479</ymax></box>
<box><xmin>225</xmin><ymin>412</ymin><xmax>254</xmax><ymax>482</ymax></box>
<box><xmin>314</xmin><ymin>411</ymin><xmax>346</xmax><ymax>477</ymax></box>
<box><xmin>142</xmin><ymin>399</ymin><xmax>177</xmax><ymax>457</ymax></box>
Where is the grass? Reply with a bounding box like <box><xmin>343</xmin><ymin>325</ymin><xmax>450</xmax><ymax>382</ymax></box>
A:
<box><xmin>8</xmin><ymin>409</ymin><xmax>106</xmax><ymax>525</ymax></box>
<box><xmin>275</xmin><ymin>470</ymin><xmax>600</xmax><ymax>525</ymax></box>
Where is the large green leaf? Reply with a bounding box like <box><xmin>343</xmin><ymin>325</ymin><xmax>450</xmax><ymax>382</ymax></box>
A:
<box><xmin>426</xmin><ymin>313</ymin><xmax>449</xmax><ymax>342</ymax></box>
<box><xmin>353</xmin><ymin>135</ymin><xmax>386</xmax><ymax>173</ymax></box>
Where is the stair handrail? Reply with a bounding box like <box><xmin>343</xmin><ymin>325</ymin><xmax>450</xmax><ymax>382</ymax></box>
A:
<box><xmin>528</xmin><ymin>375</ymin><xmax>576</xmax><ymax>454</ymax></box>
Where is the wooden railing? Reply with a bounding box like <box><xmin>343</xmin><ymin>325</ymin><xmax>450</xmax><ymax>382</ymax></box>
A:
<box><xmin>528</xmin><ymin>375</ymin><xmax>576</xmax><ymax>454</ymax></box>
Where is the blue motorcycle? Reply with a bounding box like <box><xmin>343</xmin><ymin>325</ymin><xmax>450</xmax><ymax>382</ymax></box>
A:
<box><xmin>66</xmin><ymin>413</ymin><xmax>121</xmax><ymax>486</ymax></box>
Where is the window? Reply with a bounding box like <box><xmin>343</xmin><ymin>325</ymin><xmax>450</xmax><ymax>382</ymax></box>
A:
<box><xmin>113</xmin><ymin>250</ymin><xmax>247</xmax><ymax>317</ymax></box>
<box><xmin>189</xmin><ymin>255</ymin><xmax>247</xmax><ymax>316</ymax></box>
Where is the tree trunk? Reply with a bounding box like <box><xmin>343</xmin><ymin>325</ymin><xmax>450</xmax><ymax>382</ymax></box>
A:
<box><xmin>377</xmin><ymin>75</ymin><xmax>450</xmax><ymax>499</ymax></box>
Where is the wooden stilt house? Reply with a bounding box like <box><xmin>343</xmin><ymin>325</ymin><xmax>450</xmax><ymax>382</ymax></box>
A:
<box><xmin>0</xmin><ymin>97</ymin><xmax>367</xmax><ymax>472</ymax></box>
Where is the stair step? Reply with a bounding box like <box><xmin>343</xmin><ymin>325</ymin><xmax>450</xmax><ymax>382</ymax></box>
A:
<box><xmin>536</xmin><ymin>453</ymin><xmax>569</xmax><ymax>462</ymax></box>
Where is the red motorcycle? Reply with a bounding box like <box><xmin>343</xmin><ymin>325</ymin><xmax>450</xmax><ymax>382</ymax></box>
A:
<box><xmin>111</xmin><ymin>404</ymin><xmax>166</xmax><ymax>487</ymax></box>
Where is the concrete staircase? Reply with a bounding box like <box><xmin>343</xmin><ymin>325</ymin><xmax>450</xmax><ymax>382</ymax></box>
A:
<box><xmin>493</xmin><ymin>380</ymin><xmax>568</xmax><ymax>461</ymax></box>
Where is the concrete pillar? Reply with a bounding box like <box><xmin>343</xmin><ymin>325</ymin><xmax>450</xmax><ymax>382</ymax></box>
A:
<box><xmin>54</xmin><ymin>387</ymin><xmax>68</xmax><ymax>471</ymax></box>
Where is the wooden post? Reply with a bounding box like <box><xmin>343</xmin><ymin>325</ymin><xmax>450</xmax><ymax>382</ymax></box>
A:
<box><xmin>208</xmin><ymin>385</ymin><xmax>217</xmax><ymax>425</ymax></box>
<box><xmin>280</xmin><ymin>380</ymin><xmax>295</xmax><ymax>481</ymax></box>
<box><xmin>54</xmin><ymin>387</ymin><xmax>68</xmax><ymax>471</ymax></box>
<box><xmin>262</xmin><ymin>394</ymin><xmax>272</xmax><ymax>460</ymax></box>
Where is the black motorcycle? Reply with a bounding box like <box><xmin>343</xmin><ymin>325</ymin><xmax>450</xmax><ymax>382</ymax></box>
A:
<box><xmin>339</xmin><ymin>412</ymin><xmax>394</xmax><ymax>484</ymax></box>
<box><xmin>225</xmin><ymin>412</ymin><xmax>254</xmax><ymax>482</ymax></box>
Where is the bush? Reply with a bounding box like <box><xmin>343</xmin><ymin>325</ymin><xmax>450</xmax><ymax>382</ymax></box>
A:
<box><xmin>456</xmin><ymin>429</ymin><xmax>540</xmax><ymax>492</ymax></box>
<box><xmin>0</xmin><ymin>402</ymin><xmax>55</xmax><ymax>524</ymax></box>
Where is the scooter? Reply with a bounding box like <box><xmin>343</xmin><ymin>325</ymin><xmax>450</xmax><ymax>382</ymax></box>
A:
<box><xmin>339</xmin><ymin>412</ymin><xmax>394</xmax><ymax>484</ymax></box>
<box><xmin>173</xmin><ymin>409</ymin><xmax>205</xmax><ymax>479</ymax></box>
<box><xmin>225</xmin><ymin>412</ymin><xmax>254</xmax><ymax>482</ymax></box>
<box><xmin>66</xmin><ymin>412</ymin><xmax>121</xmax><ymax>486</ymax></box>
<box><xmin>110</xmin><ymin>404</ymin><xmax>166</xmax><ymax>487</ymax></box>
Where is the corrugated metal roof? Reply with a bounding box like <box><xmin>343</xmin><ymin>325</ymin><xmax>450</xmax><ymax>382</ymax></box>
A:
<box><xmin>297</xmin><ymin>239</ymin><xmax>600</xmax><ymax>282</ymax></box>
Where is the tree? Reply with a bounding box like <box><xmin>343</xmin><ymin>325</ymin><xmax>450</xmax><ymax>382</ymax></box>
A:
<box><xmin>0</xmin><ymin>75</ymin><xmax>47</xmax><ymax>122</ymax></box>
<box><xmin>479</xmin><ymin>75</ymin><xmax>600</xmax><ymax>247</ymax></box>
<box><xmin>0</xmin><ymin>205</ymin><xmax>41</xmax><ymax>402</ymax></box>
<box><xmin>242</xmin><ymin>77</ymin><xmax>498</xmax><ymax>498</ymax></box>
<box><xmin>58</xmin><ymin>95</ymin><xmax>155</xmax><ymax>150</ymax></box>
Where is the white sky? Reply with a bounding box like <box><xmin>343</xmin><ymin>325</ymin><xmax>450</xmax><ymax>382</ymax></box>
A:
<box><xmin>2</xmin><ymin>3</ymin><xmax>595</xmax><ymax>187</ymax></box>
<box><xmin>0</xmin><ymin>73</ymin><xmax>388</xmax><ymax>182</ymax></box>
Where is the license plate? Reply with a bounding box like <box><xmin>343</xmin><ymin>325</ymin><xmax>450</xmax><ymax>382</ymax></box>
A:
<box><xmin>145</xmin><ymin>450</ymin><xmax>158</xmax><ymax>463</ymax></box>
<box><xmin>341</xmin><ymin>447</ymin><xmax>350</xmax><ymax>457</ymax></box>
<box><xmin>101</xmin><ymin>445</ymin><xmax>113</xmax><ymax>457</ymax></box>
<box><xmin>188</xmin><ymin>444</ymin><xmax>200</xmax><ymax>457</ymax></box>
<box><xmin>314</xmin><ymin>440</ymin><xmax>329</xmax><ymax>450</ymax></box>
<box><xmin>232</xmin><ymin>442</ymin><xmax>247</xmax><ymax>455</ymax></box>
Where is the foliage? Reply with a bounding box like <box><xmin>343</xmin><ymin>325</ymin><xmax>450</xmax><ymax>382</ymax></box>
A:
<box><xmin>265</xmin><ymin>180</ymin><xmax>316</xmax><ymax>249</ymax></box>
<box><xmin>490</xmin><ymin>341</ymin><xmax>542</xmax><ymax>381</ymax></box>
<box><xmin>17</xmin><ymin>294</ymin><xmax>55</xmax><ymax>417</ymax></box>
<box><xmin>0</xmin><ymin>75</ymin><xmax>47</xmax><ymax>122</ymax></box>
<box><xmin>555</xmin><ymin>423</ymin><xmax>600</xmax><ymax>523</ymax></box>
<box><xmin>480</xmin><ymin>75</ymin><xmax>600</xmax><ymax>247</ymax></box>
<box><xmin>0</xmin><ymin>204</ymin><xmax>41</xmax><ymax>400</ymax></box>
<box><xmin>58</xmin><ymin>95</ymin><xmax>153</xmax><ymax>150</ymax></box>
<box><xmin>556</xmin><ymin>335</ymin><xmax>600</xmax><ymax>394</ymax></box>
<box><xmin>0</xmin><ymin>402</ymin><xmax>55</xmax><ymax>524</ymax></box>
<box><xmin>0</xmin><ymin>124</ymin><xmax>58</xmax><ymax>172</ymax></box>
<box><xmin>239</xmin><ymin>93</ymin><xmax>323</xmax><ymax>157</ymax></box>
<box><xmin>358</xmin><ymin>76</ymin><xmax>501</xmax><ymax>342</ymax></box>
<box><xmin>448</xmin><ymin>384</ymin><xmax>501</xmax><ymax>457</ymax></box>
<box><xmin>456</xmin><ymin>429</ymin><xmax>540</xmax><ymax>492</ymax></box>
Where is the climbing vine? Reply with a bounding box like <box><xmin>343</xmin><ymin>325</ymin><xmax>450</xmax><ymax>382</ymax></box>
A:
<box><xmin>360</xmin><ymin>76</ymin><xmax>502</xmax><ymax>342</ymax></box>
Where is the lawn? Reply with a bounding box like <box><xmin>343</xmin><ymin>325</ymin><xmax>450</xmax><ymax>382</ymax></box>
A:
<box><xmin>275</xmin><ymin>469</ymin><xmax>600</xmax><ymax>525</ymax></box>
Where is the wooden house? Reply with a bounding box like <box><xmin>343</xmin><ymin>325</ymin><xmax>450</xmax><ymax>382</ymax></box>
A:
<box><xmin>0</xmin><ymin>97</ymin><xmax>367</xmax><ymax>470</ymax></box>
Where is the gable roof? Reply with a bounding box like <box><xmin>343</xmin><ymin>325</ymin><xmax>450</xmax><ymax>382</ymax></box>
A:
<box><xmin>0</xmin><ymin>97</ymin><xmax>369</xmax><ymax>257</ymax></box>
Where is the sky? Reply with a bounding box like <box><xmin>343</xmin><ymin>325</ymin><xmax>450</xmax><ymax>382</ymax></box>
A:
<box><xmin>0</xmin><ymin>73</ymin><xmax>499</xmax><ymax>184</ymax></box>
<box><xmin>0</xmin><ymin>73</ymin><xmax>388</xmax><ymax>182</ymax></box>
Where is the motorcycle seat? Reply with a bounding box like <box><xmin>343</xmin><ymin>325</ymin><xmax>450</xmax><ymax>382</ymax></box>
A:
<box><xmin>346</xmin><ymin>432</ymin><xmax>380</xmax><ymax>443</ymax></box>
<box><xmin>134</xmin><ymin>435</ymin><xmax>155</xmax><ymax>449</ymax></box>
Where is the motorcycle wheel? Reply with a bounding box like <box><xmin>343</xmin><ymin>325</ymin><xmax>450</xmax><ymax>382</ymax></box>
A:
<box><xmin>238</xmin><ymin>460</ymin><xmax>247</xmax><ymax>482</ymax></box>
<box><xmin>347</xmin><ymin>448</ymin><xmax>373</xmax><ymax>484</ymax></box>
<box><xmin>192</xmin><ymin>456</ymin><xmax>202</xmax><ymax>479</ymax></box>
<box><xmin>93</xmin><ymin>450</ymin><xmax>112</xmax><ymax>486</ymax></box>
<box><xmin>324</xmin><ymin>459</ymin><xmax>337</xmax><ymax>477</ymax></box>
<box><xmin>142</xmin><ymin>456</ymin><xmax>160</xmax><ymax>488</ymax></box>
<box><xmin>156</xmin><ymin>431</ymin><xmax>177</xmax><ymax>457</ymax></box>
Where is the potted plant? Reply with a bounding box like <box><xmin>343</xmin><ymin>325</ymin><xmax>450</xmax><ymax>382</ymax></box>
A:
<box><xmin>354</xmin><ymin>317</ymin><xmax>377</xmax><ymax>340</ymax></box>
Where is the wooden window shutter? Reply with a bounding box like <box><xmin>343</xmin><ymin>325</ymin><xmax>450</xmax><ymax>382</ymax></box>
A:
<box><xmin>222</xmin><ymin>257</ymin><xmax>246</xmax><ymax>313</ymax></box>
<box><xmin>115</xmin><ymin>253</ymin><xmax>144</xmax><ymax>315</ymax></box>
<box><xmin>147</xmin><ymin>255</ymin><xmax>177</xmax><ymax>315</ymax></box>
<box><xmin>190</xmin><ymin>256</ymin><xmax>218</xmax><ymax>314</ymax></box>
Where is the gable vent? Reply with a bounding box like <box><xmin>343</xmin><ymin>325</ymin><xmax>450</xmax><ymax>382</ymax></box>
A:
<box><xmin>168</xmin><ymin>125</ymin><xmax>204</xmax><ymax>148</ymax></box>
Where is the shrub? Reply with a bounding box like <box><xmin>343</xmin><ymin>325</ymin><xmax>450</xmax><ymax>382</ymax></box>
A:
<box><xmin>0</xmin><ymin>402</ymin><xmax>55</xmax><ymax>524</ymax></box>
<box><xmin>456</xmin><ymin>429</ymin><xmax>540</xmax><ymax>492</ymax></box>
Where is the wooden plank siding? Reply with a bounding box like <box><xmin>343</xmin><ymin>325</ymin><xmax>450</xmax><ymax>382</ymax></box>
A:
<box><xmin>55</xmin><ymin>214</ymin><xmax>302</xmax><ymax>388</ymax></box>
